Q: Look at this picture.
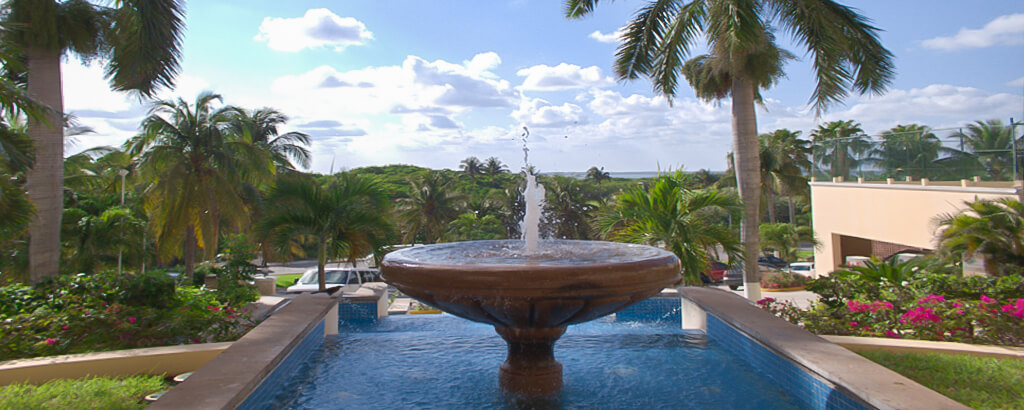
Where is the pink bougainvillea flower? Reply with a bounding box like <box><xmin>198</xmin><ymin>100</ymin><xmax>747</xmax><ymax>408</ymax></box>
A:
<box><xmin>917</xmin><ymin>295</ymin><xmax>945</xmax><ymax>305</ymax></box>
<box><xmin>980</xmin><ymin>295</ymin><xmax>996</xmax><ymax>304</ymax></box>
<box><xmin>849</xmin><ymin>321</ymin><xmax>859</xmax><ymax>327</ymax></box>
<box><xmin>128</xmin><ymin>317</ymin><xmax>136</xmax><ymax>324</ymax></box>
<box><xmin>46</xmin><ymin>338</ymin><xmax>56</xmax><ymax>345</ymax></box>
<box><xmin>61</xmin><ymin>325</ymin><xmax>69</xmax><ymax>330</ymax></box>
<box><xmin>757</xmin><ymin>297</ymin><xmax>776</xmax><ymax>306</ymax></box>
<box><xmin>952</xmin><ymin>302</ymin><xmax>962</xmax><ymax>308</ymax></box>
<box><xmin>847</xmin><ymin>301</ymin><xmax>869</xmax><ymax>313</ymax></box>
<box><xmin>884</xmin><ymin>330</ymin><xmax>901</xmax><ymax>338</ymax></box>
<box><xmin>900</xmin><ymin>307</ymin><xmax>942</xmax><ymax>325</ymax></box>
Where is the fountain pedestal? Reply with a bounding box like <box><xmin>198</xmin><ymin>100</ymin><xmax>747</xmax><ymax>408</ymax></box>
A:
<box><xmin>381</xmin><ymin>240</ymin><xmax>680</xmax><ymax>396</ymax></box>
<box><xmin>496</xmin><ymin>326</ymin><xmax>566</xmax><ymax>395</ymax></box>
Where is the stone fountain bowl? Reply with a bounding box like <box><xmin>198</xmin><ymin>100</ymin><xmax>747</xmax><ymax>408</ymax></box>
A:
<box><xmin>381</xmin><ymin>239</ymin><xmax>681</xmax><ymax>395</ymax></box>
<box><xmin>381</xmin><ymin>239</ymin><xmax>681</xmax><ymax>330</ymax></box>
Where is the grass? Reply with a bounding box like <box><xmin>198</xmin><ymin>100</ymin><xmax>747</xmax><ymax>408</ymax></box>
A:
<box><xmin>0</xmin><ymin>375</ymin><xmax>168</xmax><ymax>410</ymax></box>
<box><xmin>858</xmin><ymin>350</ymin><xmax>1024</xmax><ymax>409</ymax></box>
<box><xmin>274</xmin><ymin>273</ymin><xmax>301</xmax><ymax>288</ymax></box>
<box><xmin>796</xmin><ymin>250</ymin><xmax>814</xmax><ymax>260</ymax></box>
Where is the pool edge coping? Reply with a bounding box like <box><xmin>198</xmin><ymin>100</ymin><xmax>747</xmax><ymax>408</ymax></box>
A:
<box><xmin>679</xmin><ymin>286</ymin><xmax>969</xmax><ymax>410</ymax></box>
<box><xmin>149</xmin><ymin>293</ymin><xmax>338</xmax><ymax>409</ymax></box>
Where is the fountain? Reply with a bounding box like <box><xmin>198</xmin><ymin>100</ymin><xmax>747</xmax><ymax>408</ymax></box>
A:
<box><xmin>382</xmin><ymin>137</ymin><xmax>680</xmax><ymax>395</ymax></box>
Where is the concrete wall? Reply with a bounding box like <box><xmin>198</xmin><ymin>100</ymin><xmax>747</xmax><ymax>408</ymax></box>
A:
<box><xmin>811</xmin><ymin>181</ymin><xmax>1020</xmax><ymax>274</ymax></box>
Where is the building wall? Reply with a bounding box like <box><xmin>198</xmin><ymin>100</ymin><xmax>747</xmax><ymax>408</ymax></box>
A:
<box><xmin>811</xmin><ymin>181</ymin><xmax>1020</xmax><ymax>274</ymax></box>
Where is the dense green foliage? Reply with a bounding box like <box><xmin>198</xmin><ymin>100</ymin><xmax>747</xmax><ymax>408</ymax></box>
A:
<box><xmin>0</xmin><ymin>271</ymin><xmax>253</xmax><ymax>361</ymax></box>
<box><xmin>859</xmin><ymin>351</ymin><xmax>1024</xmax><ymax>409</ymax></box>
<box><xmin>0</xmin><ymin>375</ymin><xmax>168</xmax><ymax>410</ymax></box>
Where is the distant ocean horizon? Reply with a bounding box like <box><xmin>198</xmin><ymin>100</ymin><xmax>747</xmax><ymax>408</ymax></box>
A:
<box><xmin>542</xmin><ymin>170</ymin><xmax>725</xmax><ymax>180</ymax></box>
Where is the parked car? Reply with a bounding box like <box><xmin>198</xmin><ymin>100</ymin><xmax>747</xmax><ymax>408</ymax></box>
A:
<box><xmin>286</xmin><ymin>268</ymin><xmax>382</xmax><ymax>293</ymax></box>
<box><xmin>757</xmin><ymin>255</ymin><xmax>788</xmax><ymax>269</ymax></box>
<box><xmin>702</xmin><ymin>261</ymin><xmax>729</xmax><ymax>283</ymax></box>
<box><xmin>723</xmin><ymin>262</ymin><xmax>781</xmax><ymax>290</ymax></box>
<box><xmin>786</xmin><ymin>262</ymin><xmax>815</xmax><ymax>276</ymax></box>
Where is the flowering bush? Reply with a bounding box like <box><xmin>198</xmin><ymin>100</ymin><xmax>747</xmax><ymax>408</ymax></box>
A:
<box><xmin>0</xmin><ymin>272</ymin><xmax>254</xmax><ymax>361</ymax></box>
<box><xmin>760</xmin><ymin>271</ymin><xmax>810</xmax><ymax>289</ymax></box>
<box><xmin>759</xmin><ymin>294</ymin><xmax>1024</xmax><ymax>346</ymax></box>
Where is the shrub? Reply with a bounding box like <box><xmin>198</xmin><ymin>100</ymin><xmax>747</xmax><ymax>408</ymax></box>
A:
<box><xmin>760</xmin><ymin>271</ymin><xmax>810</xmax><ymax>289</ymax></box>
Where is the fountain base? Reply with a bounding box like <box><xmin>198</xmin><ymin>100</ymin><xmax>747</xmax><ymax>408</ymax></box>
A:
<box><xmin>496</xmin><ymin>327</ymin><xmax>566</xmax><ymax>395</ymax></box>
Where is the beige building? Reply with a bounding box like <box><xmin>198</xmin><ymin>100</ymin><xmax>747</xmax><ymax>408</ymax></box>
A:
<box><xmin>811</xmin><ymin>178</ymin><xmax>1022</xmax><ymax>276</ymax></box>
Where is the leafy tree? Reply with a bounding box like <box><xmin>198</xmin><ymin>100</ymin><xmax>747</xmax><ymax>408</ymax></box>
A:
<box><xmin>599</xmin><ymin>172</ymin><xmax>742</xmax><ymax>284</ymax></box>
<box><xmin>758</xmin><ymin>222</ymin><xmax>813</xmax><ymax>263</ymax></box>
<box><xmin>872</xmin><ymin>124</ymin><xmax>946</xmax><ymax>179</ymax></box>
<box><xmin>0</xmin><ymin>117</ymin><xmax>34</xmax><ymax>268</ymax></box>
<box><xmin>258</xmin><ymin>173</ymin><xmax>390</xmax><ymax>291</ymax></box>
<box><xmin>543</xmin><ymin>177</ymin><xmax>596</xmax><ymax>239</ymax></box>
<box><xmin>445</xmin><ymin>213</ymin><xmax>505</xmax><ymax>242</ymax></box>
<box><xmin>3</xmin><ymin>0</ymin><xmax>185</xmax><ymax>283</ymax></box>
<box><xmin>567</xmin><ymin>0</ymin><xmax>893</xmax><ymax>299</ymax></box>
<box><xmin>496</xmin><ymin>185</ymin><xmax>525</xmax><ymax>239</ymax></box>
<box><xmin>483</xmin><ymin>157</ymin><xmax>508</xmax><ymax>177</ymax></box>
<box><xmin>811</xmin><ymin>120</ymin><xmax>872</xmax><ymax>180</ymax></box>
<box><xmin>585</xmin><ymin>166</ymin><xmax>611</xmax><ymax>184</ymax></box>
<box><xmin>227</xmin><ymin>107</ymin><xmax>311</xmax><ymax>171</ymax></box>
<box><xmin>127</xmin><ymin>92</ymin><xmax>272</xmax><ymax>281</ymax></box>
<box><xmin>954</xmin><ymin>120</ymin><xmax>1018</xmax><ymax>180</ymax></box>
<box><xmin>938</xmin><ymin>198</ymin><xmax>1024</xmax><ymax>277</ymax></box>
<box><xmin>397</xmin><ymin>172</ymin><xmax>461</xmax><ymax>244</ymax></box>
<box><xmin>459</xmin><ymin>156</ymin><xmax>483</xmax><ymax>183</ymax></box>
<box><xmin>61</xmin><ymin>205</ymin><xmax>144</xmax><ymax>274</ymax></box>
<box><xmin>692</xmin><ymin>169</ymin><xmax>719</xmax><ymax>188</ymax></box>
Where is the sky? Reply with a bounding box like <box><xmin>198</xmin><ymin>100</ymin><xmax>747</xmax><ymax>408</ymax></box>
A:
<box><xmin>62</xmin><ymin>0</ymin><xmax>1024</xmax><ymax>174</ymax></box>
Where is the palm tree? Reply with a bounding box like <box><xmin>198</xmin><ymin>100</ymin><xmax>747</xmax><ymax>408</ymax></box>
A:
<box><xmin>227</xmin><ymin>107</ymin><xmax>311</xmax><ymax>171</ymax></box>
<box><xmin>585</xmin><ymin>166</ymin><xmax>611</xmax><ymax>185</ymax></box>
<box><xmin>258</xmin><ymin>174</ymin><xmax>390</xmax><ymax>291</ymax></box>
<box><xmin>954</xmin><ymin>120</ymin><xmax>1017</xmax><ymax>180</ymax></box>
<box><xmin>600</xmin><ymin>171</ymin><xmax>742</xmax><ymax>285</ymax></box>
<box><xmin>567</xmin><ymin>0</ymin><xmax>894</xmax><ymax>300</ymax></box>
<box><xmin>811</xmin><ymin>120</ymin><xmax>872</xmax><ymax>180</ymax></box>
<box><xmin>483</xmin><ymin>157</ymin><xmax>508</xmax><ymax>177</ymax></box>
<box><xmin>758</xmin><ymin>222</ymin><xmax>813</xmax><ymax>263</ymax></box>
<box><xmin>760</xmin><ymin>129</ymin><xmax>810</xmax><ymax>223</ymax></box>
<box><xmin>127</xmin><ymin>92</ymin><xmax>272</xmax><ymax>281</ymax></box>
<box><xmin>872</xmin><ymin>124</ymin><xmax>946</xmax><ymax>179</ymax></box>
<box><xmin>0</xmin><ymin>117</ymin><xmax>34</xmax><ymax>247</ymax></box>
<box><xmin>692</xmin><ymin>169</ymin><xmax>720</xmax><ymax>188</ymax></box>
<box><xmin>397</xmin><ymin>172</ymin><xmax>461</xmax><ymax>244</ymax></box>
<box><xmin>4</xmin><ymin>0</ymin><xmax>185</xmax><ymax>283</ymax></box>
<box><xmin>459</xmin><ymin>156</ymin><xmax>483</xmax><ymax>183</ymax></box>
<box><xmin>543</xmin><ymin>178</ymin><xmax>596</xmax><ymax>239</ymax></box>
<box><xmin>938</xmin><ymin>198</ymin><xmax>1024</xmax><ymax>277</ymax></box>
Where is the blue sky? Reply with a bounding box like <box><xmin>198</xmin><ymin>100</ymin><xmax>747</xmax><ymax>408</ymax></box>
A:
<box><xmin>64</xmin><ymin>0</ymin><xmax>1024</xmax><ymax>173</ymax></box>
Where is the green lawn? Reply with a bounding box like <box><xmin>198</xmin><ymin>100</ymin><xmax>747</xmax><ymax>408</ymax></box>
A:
<box><xmin>274</xmin><ymin>273</ymin><xmax>301</xmax><ymax>288</ymax></box>
<box><xmin>0</xmin><ymin>375</ymin><xmax>168</xmax><ymax>410</ymax></box>
<box><xmin>859</xmin><ymin>350</ymin><xmax>1024</xmax><ymax>409</ymax></box>
<box><xmin>796</xmin><ymin>250</ymin><xmax>814</xmax><ymax>260</ymax></box>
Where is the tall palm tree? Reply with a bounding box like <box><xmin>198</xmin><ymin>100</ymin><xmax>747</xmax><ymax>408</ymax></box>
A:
<box><xmin>227</xmin><ymin>107</ymin><xmax>311</xmax><ymax>171</ymax></box>
<box><xmin>585</xmin><ymin>166</ymin><xmax>611</xmax><ymax>184</ymax></box>
<box><xmin>258</xmin><ymin>173</ymin><xmax>390</xmax><ymax>291</ymax></box>
<box><xmin>127</xmin><ymin>92</ymin><xmax>272</xmax><ymax>281</ymax></box>
<box><xmin>483</xmin><ymin>156</ymin><xmax>508</xmax><ymax>177</ymax></box>
<box><xmin>811</xmin><ymin>120</ymin><xmax>872</xmax><ymax>180</ymax></box>
<box><xmin>397</xmin><ymin>172</ymin><xmax>461</xmax><ymax>244</ymax></box>
<box><xmin>954</xmin><ymin>120</ymin><xmax>1017</xmax><ymax>181</ymax></box>
<box><xmin>872</xmin><ymin>124</ymin><xmax>946</xmax><ymax>179</ymax></box>
<box><xmin>692</xmin><ymin>168</ymin><xmax>720</xmax><ymax>188</ymax></box>
<box><xmin>938</xmin><ymin>198</ymin><xmax>1024</xmax><ymax>277</ymax></box>
<box><xmin>760</xmin><ymin>129</ymin><xmax>809</xmax><ymax>223</ymax></box>
<box><xmin>600</xmin><ymin>171</ymin><xmax>742</xmax><ymax>284</ymax></box>
<box><xmin>4</xmin><ymin>0</ymin><xmax>185</xmax><ymax>283</ymax></box>
<box><xmin>567</xmin><ymin>0</ymin><xmax>894</xmax><ymax>300</ymax></box>
<box><xmin>758</xmin><ymin>222</ymin><xmax>813</xmax><ymax>263</ymax></box>
<box><xmin>459</xmin><ymin>156</ymin><xmax>483</xmax><ymax>183</ymax></box>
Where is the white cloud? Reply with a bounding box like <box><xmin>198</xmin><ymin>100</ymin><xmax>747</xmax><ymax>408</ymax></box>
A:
<box><xmin>922</xmin><ymin>13</ymin><xmax>1024</xmax><ymax>51</ymax></box>
<box><xmin>588</xmin><ymin>29</ymin><xmax>624</xmax><ymax>44</ymax></box>
<box><xmin>516</xmin><ymin>63</ymin><xmax>613</xmax><ymax>91</ymax></box>
<box><xmin>255</xmin><ymin>8</ymin><xmax>373</xmax><ymax>52</ymax></box>
<box><xmin>512</xmin><ymin>98</ymin><xmax>586</xmax><ymax>128</ymax></box>
<box><xmin>1009</xmin><ymin>76</ymin><xmax>1024</xmax><ymax>87</ymax></box>
<box><xmin>62</xmin><ymin>59</ymin><xmax>134</xmax><ymax>113</ymax></box>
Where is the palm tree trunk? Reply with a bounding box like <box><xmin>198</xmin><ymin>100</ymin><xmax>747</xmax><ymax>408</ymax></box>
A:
<box><xmin>184</xmin><ymin>227</ymin><xmax>196</xmax><ymax>282</ymax></box>
<box><xmin>317</xmin><ymin>236</ymin><xmax>327</xmax><ymax>291</ymax></box>
<box><xmin>25</xmin><ymin>47</ymin><xmax>64</xmax><ymax>283</ymax></box>
<box><xmin>731</xmin><ymin>76</ymin><xmax>762</xmax><ymax>301</ymax></box>
<box><xmin>788</xmin><ymin>196</ymin><xmax>796</xmax><ymax>224</ymax></box>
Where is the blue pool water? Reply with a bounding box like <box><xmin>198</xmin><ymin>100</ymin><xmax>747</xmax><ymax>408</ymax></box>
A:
<box><xmin>270</xmin><ymin>314</ymin><xmax>809</xmax><ymax>409</ymax></box>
